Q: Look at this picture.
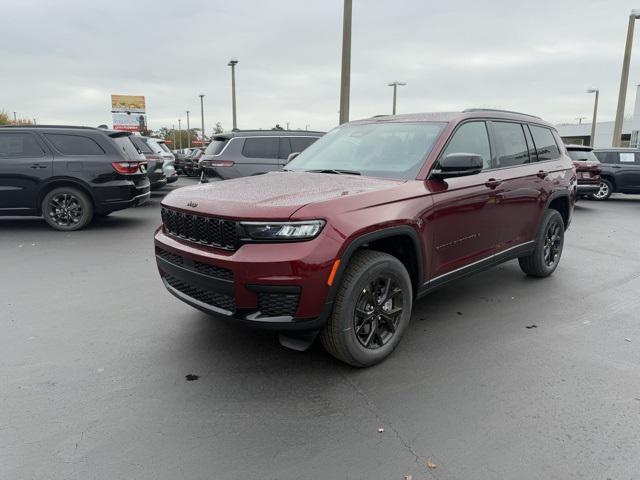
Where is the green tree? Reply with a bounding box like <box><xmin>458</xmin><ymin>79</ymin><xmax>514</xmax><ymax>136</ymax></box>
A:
<box><xmin>0</xmin><ymin>110</ymin><xmax>33</xmax><ymax>125</ymax></box>
<box><xmin>213</xmin><ymin>122</ymin><xmax>224</xmax><ymax>134</ymax></box>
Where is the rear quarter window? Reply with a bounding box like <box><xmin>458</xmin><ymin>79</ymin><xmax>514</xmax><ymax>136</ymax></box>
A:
<box><xmin>44</xmin><ymin>134</ymin><xmax>105</xmax><ymax>155</ymax></box>
<box><xmin>242</xmin><ymin>137</ymin><xmax>279</xmax><ymax>158</ymax></box>
<box><xmin>529</xmin><ymin>126</ymin><xmax>560</xmax><ymax>161</ymax></box>
<box><xmin>594</xmin><ymin>151</ymin><xmax>618</xmax><ymax>164</ymax></box>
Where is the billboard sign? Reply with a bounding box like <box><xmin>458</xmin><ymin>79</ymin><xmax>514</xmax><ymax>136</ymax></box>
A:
<box><xmin>112</xmin><ymin>112</ymin><xmax>146</xmax><ymax>132</ymax></box>
<box><xmin>111</xmin><ymin>94</ymin><xmax>146</xmax><ymax>114</ymax></box>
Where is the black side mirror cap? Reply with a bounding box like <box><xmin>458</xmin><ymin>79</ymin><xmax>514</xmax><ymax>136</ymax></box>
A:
<box><xmin>431</xmin><ymin>153</ymin><xmax>483</xmax><ymax>179</ymax></box>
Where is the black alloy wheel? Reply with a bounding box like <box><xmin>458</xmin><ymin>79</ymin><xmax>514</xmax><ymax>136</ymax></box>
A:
<box><xmin>354</xmin><ymin>276</ymin><xmax>404</xmax><ymax>349</ymax></box>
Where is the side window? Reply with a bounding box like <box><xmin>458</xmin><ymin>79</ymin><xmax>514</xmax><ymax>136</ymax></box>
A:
<box><xmin>491</xmin><ymin>122</ymin><xmax>530</xmax><ymax>167</ymax></box>
<box><xmin>594</xmin><ymin>151</ymin><xmax>618</xmax><ymax>164</ymax></box>
<box><xmin>619</xmin><ymin>152</ymin><xmax>635</xmax><ymax>163</ymax></box>
<box><xmin>0</xmin><ymin>133</ymin><xmax>44</xmax><ymax>157</ymax></box>
<box><xmin>290</xmin><ymin>137</ymin><xmax>318</xmax><ymax>153</ymax></box>
<box><xmin>523</xmin><ymin>125</ymin><xmax>538</xmax><ymax>162</ymax></box>
<box><xmin>44</xmin><ymin>134</ymin><xmax>105</xmax><ymax>155</ymax></box>
<box><xmin>278</xmin><ymin>137</ymin><xmax>292</xmax><ymax>159</ymax></box>
<box><xmin>441</xmin><ymin>121</ymin><xmax>491</xmax><ymax>169</ymax></box>
<box><xmin>241</xmin><ymin>137</ymin><xmax>279</xmax><ymax>159</ymax></box>
<box><xmin>529</xmin><ymin>126</ymin><xmax>560</xmax><ymax>161</ymax></box>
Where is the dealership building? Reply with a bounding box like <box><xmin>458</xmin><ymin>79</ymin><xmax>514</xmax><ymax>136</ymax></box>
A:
<box><xmin>556</xmin><ymin>84</ymin><xmax>640</xmax><ymax>148</ymax></box>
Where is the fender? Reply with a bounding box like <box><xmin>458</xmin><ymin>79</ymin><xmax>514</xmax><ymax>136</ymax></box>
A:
<box><xmin>542</xmin><ymin>189</ymin><xmax>572</xmax><ymax>230</ymax></box>
<box><xmin>318</xmin><ymin>225</ymin><xmax>425</xmax><ymax>322</ymax></box>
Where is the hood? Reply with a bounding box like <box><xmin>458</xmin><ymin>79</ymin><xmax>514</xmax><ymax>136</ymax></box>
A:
<box><xmin>162</xmin><ymin>171</ymin><xmax>403</xmax><ymax>219</ymax></box>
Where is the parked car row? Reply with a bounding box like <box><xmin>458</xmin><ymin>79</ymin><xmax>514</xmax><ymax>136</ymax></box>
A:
<box><xmin>563</xmin><ymin>144</ymin><xmax>640</xmax><ymax>201</ymax></box>
<box><xmin>0</xmin><ymin>125</ymin><xmax>151</xmax><ymax>230</ymax></box>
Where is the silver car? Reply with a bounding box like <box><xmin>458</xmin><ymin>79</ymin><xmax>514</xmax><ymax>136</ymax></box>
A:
<box><xmin>199</xmin><ymin>130</ymin><xmax>323</xmax><ymax>180</ymax></box>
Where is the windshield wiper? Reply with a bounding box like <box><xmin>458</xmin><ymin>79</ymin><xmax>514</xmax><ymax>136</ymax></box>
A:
<box><xmin>306</xmin><ymin>169</ymin><xmax>361</xmax><ymax>176</ymax></box>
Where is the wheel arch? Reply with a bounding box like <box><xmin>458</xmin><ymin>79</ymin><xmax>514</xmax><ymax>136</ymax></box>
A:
<box><xmin>37</xmin><ymin>178</ymin><xmax>95</xmax><ymax>215</ymax></box>
<box><xmin>329</xmin><ymin>226</ymin><xmax>425</xmax><ymax>303</ymax></box>
<box><xmin>544</xmin><ymin>191</ymin><xmax>571</xmax><ymax>231</ymax></box>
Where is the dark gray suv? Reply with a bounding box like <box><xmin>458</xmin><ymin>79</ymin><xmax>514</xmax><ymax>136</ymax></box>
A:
<box><xmin>199</xmin><ymin>130</ymin><xmax>323</xmax><ymax>180</ymax></box>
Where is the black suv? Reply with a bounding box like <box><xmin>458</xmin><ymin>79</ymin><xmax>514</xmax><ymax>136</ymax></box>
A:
<box><xmin>591</xmin><ymin>148</ymin><xmax>640</xmax><ymax>200</ymax></box>
<box><xmin>0</xmin><ymin>126</ymin><xmax>150</xmax><ymax>230</ymax></box>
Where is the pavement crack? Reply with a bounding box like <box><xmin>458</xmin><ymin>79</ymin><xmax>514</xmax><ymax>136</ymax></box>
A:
<box><xmin>340</xmin><ymin>374</ymin><xmax>433</xmax><ymax>476</ymax></box>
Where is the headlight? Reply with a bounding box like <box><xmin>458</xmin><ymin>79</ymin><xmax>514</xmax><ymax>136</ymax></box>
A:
<box><xmin>241</xmin><ymin>220</ymin><xmax>325</xmax><ymax>241</ymax></box>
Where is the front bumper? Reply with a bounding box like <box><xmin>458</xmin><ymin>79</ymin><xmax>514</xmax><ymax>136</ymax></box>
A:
<box><xmin>154</xmin><ymin>228</ymin><xmax>340</xmax><ymax>331</ymax></box>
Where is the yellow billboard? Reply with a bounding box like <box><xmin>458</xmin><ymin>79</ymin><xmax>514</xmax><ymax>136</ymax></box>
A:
<box><xmin>111</xmin><ymin>95</ymin><xmax>146</xmax><ymax>114</ymax></box>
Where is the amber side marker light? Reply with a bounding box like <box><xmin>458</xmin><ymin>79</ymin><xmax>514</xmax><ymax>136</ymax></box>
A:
<box><xmin>327</xmin><ymin>259</ymin><xmax>341</xmax><ymax>286</ymax></box>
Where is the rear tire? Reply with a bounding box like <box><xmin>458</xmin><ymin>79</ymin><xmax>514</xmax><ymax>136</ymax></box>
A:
<box><xmin>518</xmin><ymin>209</ymin><xmax>564</xmax><ymax>277</ymax></box>
<box><xmin>42</xmin><ymin>187</ymin><xmax>94</xmax><ymax>231</ymax></box>
<box><xmin>589</xmin><ymin>179</ymin><xmax>613</xmax><ymax>201</ymax></box>
<box><xmin>320</xmin><ymin>250</ymin><xmax>413</xmax><ymax>367</ymax></box>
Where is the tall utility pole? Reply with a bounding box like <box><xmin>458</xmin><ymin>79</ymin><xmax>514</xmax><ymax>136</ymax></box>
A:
<box><xmin>199</xmin><ymin>94</ymin><xmax>205</xmax><ymax>146</ymax></box>
<box><xmin>587</xmin><ymin>88</ymin><xmax>599</xmax><ymax>147</ymax></box>
<box><xmin>575</xmin><ymin>117</ymin><xmax>586</xmax><ymax>125</ymax></box>
<box><xmin>388</xmin><ymin>81</ymin><xmax>407</xmax><ymax>115</ymax></box>
<box><xmin>13</xmin><ymin>112</ymin><xmax>17</xmax><ymax>122</ymax></box>
<box><xmin>186</xmin><ymin>110</ymin><xmax>191</xmax><ymax>148</ymax></box>
<box><xmin>613</xmin><ymin>10</ymin><xmax>640</xmax><ymax>146</ymax></box>
<box><xmin>228</xmin><ymin>59</ymin><xmax>239</xmax><ymax>130</ymax></box>
<box><xmin>178</xmin><ymin>119</ymin><xmax>182</xmax><ymax>150</ymax></box>
<box><xmin>339</xmin><ymin>0</ymin><xmax>352</xmax><ymax>124</ymax></box>
<box><xmin>172</xmin><ymin>124</ymin><xmax>176</xmax><ymax>150</ymax></box>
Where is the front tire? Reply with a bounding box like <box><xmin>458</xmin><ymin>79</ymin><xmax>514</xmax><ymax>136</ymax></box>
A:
<box><xmin>518</xmin><ymin>209</ymin><xmax>564</xmax><ymax>277</ymax></box>
<box><xmin>42</xmin><ymin>187</ymin><xmax>94</xmax><ymax>231</ymax></box>
<box><xmin>320</xmin><ymin>250</ymin><xmax>413</xmax><ymax>367</ymax></box>
<box><xmin>589</xmin><ymin>179</ymin><xmax>613</xmax><ymax>201</ymax></box>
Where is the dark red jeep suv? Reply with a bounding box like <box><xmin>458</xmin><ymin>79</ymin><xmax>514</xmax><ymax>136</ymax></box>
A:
<box><xmin>155</xmin><ymin>110</ymin><xmax>576</xmax><ymax>366</ymax></box>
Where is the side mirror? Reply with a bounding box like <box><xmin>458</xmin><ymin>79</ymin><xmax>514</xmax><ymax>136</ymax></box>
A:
<box><xmin>286</xmin><ymin>152</ymin><xmax>300</xmax><ymax>163</ymax></box>
<box><xmin>431</xmin><ymin>153</ymin><xmax>483</xmax><ymax>179</ymax></box>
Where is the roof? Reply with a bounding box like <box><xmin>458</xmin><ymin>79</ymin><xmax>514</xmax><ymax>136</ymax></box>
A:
<box><xmin>214</xmin><ymin>129</ymin><xmax>325</xmax><ymax>139</ymax></box>
<box><xmin>0</xmin><ymin>125</ymin><xmax>131</xmax><ymax>137</ymax></box>
<box><xmin>358</xmin><ymin>110</ymin><xmax>554</xmax><ymax>128</ymax></box>
<box><xmin>565</xmin><ymin>144</ymin><xmax>593</xmax><ymax>151</ymax></box>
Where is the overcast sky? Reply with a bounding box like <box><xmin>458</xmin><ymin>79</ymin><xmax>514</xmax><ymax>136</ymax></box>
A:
<box><xmin>2</xmin><ymin>0</ymin><xmax>640</xmax><ymax>133</ymax></box>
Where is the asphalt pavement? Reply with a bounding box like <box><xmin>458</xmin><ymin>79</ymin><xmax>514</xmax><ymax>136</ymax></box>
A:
<box><xmin>2</xmin><ymin>178</ymin><xmax>640</xmax><ymax>480</ymax></box>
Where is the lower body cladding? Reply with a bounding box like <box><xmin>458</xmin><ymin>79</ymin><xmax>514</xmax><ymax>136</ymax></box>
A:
<box><xmin>94</xmin><ymin>178</ymin><xmax>151</xmax><ymax>214</ymax></box>
<box><xmin>154</xmin><ymin>228</ymin><xmax>337</xmax><ymax>348</ymax></box>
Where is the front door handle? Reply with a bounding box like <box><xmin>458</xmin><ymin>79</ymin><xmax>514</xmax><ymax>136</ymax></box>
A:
<box><xmin>30</xmin><ymin>164</ymin><xmax>40</xmax><ymax>169</ymax></box>
<box><xmin>537</xmin><ymin>170</ymin><xmax>549</xmax><ymax>179</ymax></box>
<box><xmin>485</xmin><ymin>178</ymin><xmax>502</xmax><ymax>189</ymax></box>
<box><xmin>611</xmin><ymin>165</ymin><xmax>622</xmax><ymax>169</ymax></box>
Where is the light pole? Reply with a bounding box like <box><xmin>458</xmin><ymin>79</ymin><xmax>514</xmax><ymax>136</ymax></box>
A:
<box><xmin>587</xmin><ymin>88</ymin><xmax>599</xmax><ymax>147</ymax></box>
<box><xmin>575</xmin><ymin>117</ymin><xmax>586</xmax><ymax>125</ymax></box>
<box><xmin>199</xmin><ymin>94</ymin><xmax>205</xmax><ymax>146</ymax></box>
<box><xmin>172</xmin><ymin>124</ymin><xmax>176</xmax><ymax>150</ymax></box>
<box><xmin>228</xmin><ymin>59</ymin><xmax>238</xmax><ymax>130</ymax></box>
<box><xmin>613</xmin><ymin>9</ymin><xmax>640</xmax><ymax>146</ymax></box>
<box><xmin>178</xmin><ymin>119</ymin><xmax>182</xmax><ymax>150</ymax></box>
<box><xmin>13</xmin><ymin>111</ymin><xmax>17</xmax><ymax>123</ymax></box>
<box><xmin>339</xmin><ymin>0</ymin><xmax>352</xmax><ymax>125</ymax></box>
<box><xmin>186</xmin><ymin>110</ymin><xmax>191</xmax><ymax>148</ymax></box>
<box><xmin>388</xmin><ymin>81</ymin><xmax>407</xmax><ymax>115</ymax></box>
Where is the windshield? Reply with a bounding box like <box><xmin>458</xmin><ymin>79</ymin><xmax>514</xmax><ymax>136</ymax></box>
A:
<box><xmin>286</xmin><ymin>122</ymin><xmax>445</xmax><ymax>179</ymax></box>
<box><xmin>568</xmin><ymin>150</ymin><xmax>599</xmax><ymax>162</ymax></box>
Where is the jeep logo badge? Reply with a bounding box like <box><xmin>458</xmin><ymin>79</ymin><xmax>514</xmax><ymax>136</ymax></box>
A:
<box><xmin>187</xmin><ymin>201</ymin><xmax>198</xmax><ymax>208</ymax></box>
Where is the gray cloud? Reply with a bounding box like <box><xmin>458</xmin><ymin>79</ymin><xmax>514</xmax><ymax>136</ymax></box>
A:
<box><xmin>2</xmin><ymin>0</ymin><xmax>640</xmax><ymax>133</ymax></box>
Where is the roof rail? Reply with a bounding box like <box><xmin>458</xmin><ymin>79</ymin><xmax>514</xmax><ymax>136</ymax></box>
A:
<box><xmin>463</xmin><ymin>108</ymin><xmax>541</xmax><ymax>119</ymax></box>
<box><xmin>0</xmin><ymin>124</ymin><xmax>98</xmax><ymax>130</ymax></box>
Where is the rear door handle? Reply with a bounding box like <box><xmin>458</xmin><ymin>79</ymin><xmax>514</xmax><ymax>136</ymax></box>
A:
<box><xmin>537</xmin><ymin>170</ymin><xmax>549</xmax><ymax>179</ymax></box>
<box><xmin>30</xmin><ymin>164</ymin><xmax>39</xmax><ymax>169</ymax></box>
<box><xmin>611</xmin><ymin>165</ymin><xmax>622</xmax><ymax>169</ymax></box>
<box><xmin>485</xmin><ymin>178</ymin><xmax>502</xmax><ymax>189</ymax></box>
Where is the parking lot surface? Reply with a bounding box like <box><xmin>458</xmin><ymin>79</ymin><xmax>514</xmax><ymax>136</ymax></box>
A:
<box><xmin>2</xmin><ymin>179</ymin><xmax>640</xmax><ymax>480</ymax></box>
